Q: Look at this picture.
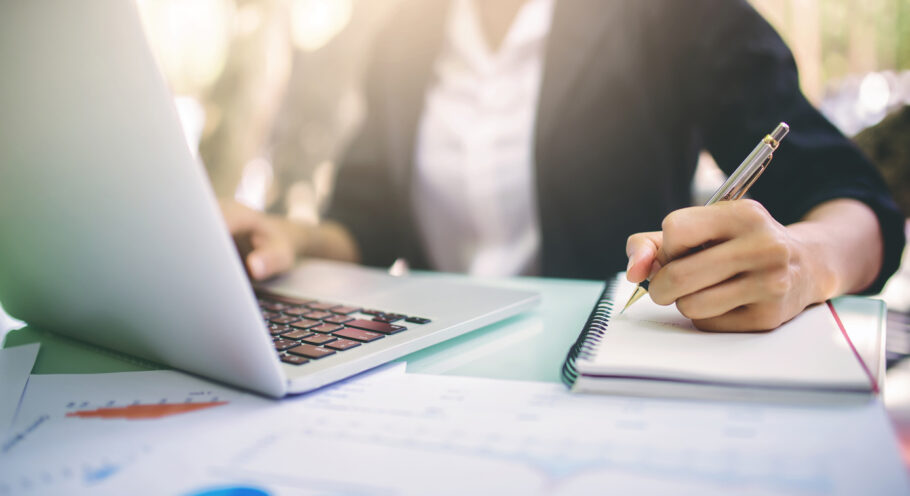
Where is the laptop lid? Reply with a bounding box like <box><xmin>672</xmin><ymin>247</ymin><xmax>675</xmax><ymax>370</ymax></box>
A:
<box><xmin>0</xmin><ymin>0</ymin><xmax>287</xmax><ymax>396</ymax></box>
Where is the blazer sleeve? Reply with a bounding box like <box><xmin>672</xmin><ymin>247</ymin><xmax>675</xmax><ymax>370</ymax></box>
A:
<box><xmin>683</xmin><ymin>0</ymin><xmax>905</xmax><ymax>294</ymax></box>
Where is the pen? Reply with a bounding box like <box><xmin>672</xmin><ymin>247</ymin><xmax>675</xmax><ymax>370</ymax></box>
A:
<box><xmin>620</xmin><ymin>122</ymin><xmax>790</xmax><ymax>313</ymax></box>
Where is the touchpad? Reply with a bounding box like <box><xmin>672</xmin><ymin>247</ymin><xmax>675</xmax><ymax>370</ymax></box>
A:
<box><xmin>260</xmin><ymin>260</ymin><xmax>416</xmax><ymax>304</ymax></box>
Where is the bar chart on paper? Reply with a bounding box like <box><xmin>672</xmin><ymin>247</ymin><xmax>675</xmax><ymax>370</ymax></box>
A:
<box><xmin>0</xmin><ymin>371</ymin><xmax>263</xmax><ymax>495</ymax></box>
<box><xmin>64</xmin><ymin>398</ymin><xmax>229</xmax><ymax>420</ymax></box>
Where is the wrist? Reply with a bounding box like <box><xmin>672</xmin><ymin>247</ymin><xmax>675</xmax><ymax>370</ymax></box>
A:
<box><xmin>279</xmin><ymin>216</ymin><xmax>359</xmax><ymax>263</ymax></box>
<box><xmin>276</xmin><ymin>217</ymin><xmax>313</xmax><ymax>258</ymax></box>
<box><xmin>787</xmin><ymin>221</ymin><xmax>841</xmax><ymax>304</ymax></box>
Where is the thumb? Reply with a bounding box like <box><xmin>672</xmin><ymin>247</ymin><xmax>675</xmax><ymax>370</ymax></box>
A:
<box><xmin>625</xmin><ymin>231</ymin><xmax>663</xmax><ymax>283</ymax></box>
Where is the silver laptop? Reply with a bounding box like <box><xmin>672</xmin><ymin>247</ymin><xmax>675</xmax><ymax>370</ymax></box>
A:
<box><xmin>0</xmin><ymin>0</ymin><xmax>538</xmax><ymax>397</ymax></box>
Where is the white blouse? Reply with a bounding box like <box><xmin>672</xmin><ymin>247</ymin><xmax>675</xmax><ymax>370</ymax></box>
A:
<box><xmin>412</xmin><ymin>0</ymin><xmax>554</xmax><ymax>276</ymax></box>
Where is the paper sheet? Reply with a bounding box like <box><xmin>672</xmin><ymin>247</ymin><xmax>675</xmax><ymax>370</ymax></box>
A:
<box><xmin>0</xmin><ymin>369</ymin><xmax>267</xmax><ymax>494</ymax></box>
<box><xmin>0</xmin><ymin>364</ymin><xmax>406</xmax><ymax>495</ymax></box>
<box><xmin>101</xmin><ymin>371</ymin><xmax>910</xmax><ymax>495</ymax></box>
<box><xmin>0</xmin><ymin>343</ymin><xmax>39</xmax><ymax>435</ymax></box>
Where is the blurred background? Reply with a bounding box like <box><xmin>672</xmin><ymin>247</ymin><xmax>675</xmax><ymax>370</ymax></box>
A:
<box><xmin>131</xmin><ymin>0</ymin><xmax>910</xmax><ymax>219</ymax></box>
<box><xmin>5</xmin><ymin>1</ymin><xmax>910</xmax><ymax>328</ymax></box>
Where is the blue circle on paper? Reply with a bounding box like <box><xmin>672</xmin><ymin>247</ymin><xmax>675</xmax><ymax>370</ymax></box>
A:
<box><xmin>185</xmin><ymin>486</ymin><xmax>270</xmax><ymax>496</ymax></box>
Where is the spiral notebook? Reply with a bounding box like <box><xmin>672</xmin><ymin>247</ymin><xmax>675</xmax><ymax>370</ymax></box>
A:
<box><xmin>562</xmin><ymin>274</ymin><xmax>885</xmax><ymax>403</ymax></box>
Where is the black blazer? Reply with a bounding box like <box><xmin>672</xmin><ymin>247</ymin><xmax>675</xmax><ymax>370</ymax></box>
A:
<box><xmin>326</xmin><ymin>0</ymin><xmax>905</xmax><ymax>292</ymax></box>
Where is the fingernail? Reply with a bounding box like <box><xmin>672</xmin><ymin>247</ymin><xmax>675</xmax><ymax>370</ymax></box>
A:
<box><xmin>248</xmin><ymin>255</ymin><xmax>265</xmax><ymax>279</ymax></box>
<box><xmin>626</xmin><ymin>253</ymin><xmax>637</xmax><ymax>272</ymax></box>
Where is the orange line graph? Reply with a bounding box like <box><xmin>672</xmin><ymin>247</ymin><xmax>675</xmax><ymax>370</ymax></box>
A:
<box><xmin>66</xmin><ymin>401</ymin><xmax>228</xmax><ymax>420</ymax></box>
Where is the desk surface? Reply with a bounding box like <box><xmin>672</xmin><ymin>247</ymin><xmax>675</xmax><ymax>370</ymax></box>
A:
<box><xmin>1</xmin><ymin>272</ymin><xmax>882</xmax><ymax>385</ymax></box>
<box><xmin>2</xmin><ymin>274</ymin><xmax>604</xmax><ymax>381</ymax></box>
<box><xmin>5</xmin><ymin>272</ymin><xmax>910</xmax><ymax>493</ymax></box>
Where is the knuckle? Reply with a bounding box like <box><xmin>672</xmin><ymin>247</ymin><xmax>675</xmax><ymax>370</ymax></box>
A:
<box><xmin>767</xmin><ymin>235</ymin><xmax>791</xmax><ymax>260</ymax></box>
<box><xmin>763</xmin><ymin>270</ymin><xmax>792</xmax><ymax>297</ymax></box>
<box><xmin>735</xmin><ymin>199</ymin><xmax>768</xmax><ymax>224</ymax></box>
<box><xmin>755</xmin><ymin>233</ymin><xmax>791</xmax><ymax>267</ymax></box>
<box><xmin>661</xmin><ymin>211</ymin><xmax>683</xmax><ymax>234</ymax></box>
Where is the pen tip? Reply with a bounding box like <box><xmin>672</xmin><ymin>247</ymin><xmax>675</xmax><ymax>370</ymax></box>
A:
<box><xmin>620</xmin><ymin>286</ymin><xmax>649</xmax><ymax>314</ymax></box>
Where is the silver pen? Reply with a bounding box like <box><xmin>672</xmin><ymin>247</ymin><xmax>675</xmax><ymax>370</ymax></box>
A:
<box><xmin>620</xmin><ymin>122</ymin><xmax>790</xmax><ymax>313</ymax></box>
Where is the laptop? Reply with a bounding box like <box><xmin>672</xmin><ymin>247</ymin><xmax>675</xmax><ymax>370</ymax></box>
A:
<box><xmin>0</xmin><ymin>0</ymin><xmax>539</xmax><ymax>397</ymax></box>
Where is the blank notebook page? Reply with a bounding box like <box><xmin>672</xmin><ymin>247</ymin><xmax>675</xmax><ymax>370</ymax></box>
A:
<box><xmin>576</xmin><ymin>277</ymin><xmax>870</xmax><ymax>391</ymax></box>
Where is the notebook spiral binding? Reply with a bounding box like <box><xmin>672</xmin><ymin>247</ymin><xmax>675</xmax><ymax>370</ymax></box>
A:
<box><xmin>560</xmin><ymin>277</ymin><xmax>618</xmax><ymax>387</ymax></box>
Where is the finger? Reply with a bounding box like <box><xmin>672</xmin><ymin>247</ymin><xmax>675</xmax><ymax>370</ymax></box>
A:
<box><xmin>648</xmin><ymin>235</ymin><xmax>778</xmax><ymax>304</ymax></box>
<box><xmin>246</xmin><ymin>232</ymin><xmax>294</xmax><ymax>280</ymax></box>
<box><xmin>690</xmin><ymin>303</ymin><xmax>790</xmax><ymax>333</ymax></box>
<box><xmin>659</xmin><ymin>200</ymin><xmax>769</xmax><ymax>262</ymax></box>
<box><xmin>220</xmin><ymin>200</ymin><xmax>261</xmax><ymax>236</ymax></box>
<box><xmin>625</xmin><ymin>231</ymin><xmax>662</xmax><ymax>283</ymax></box>
<box><xmin>673</xmin><ymin>274</ymin><xmax>762</xmax><ymax>321</ymax></box>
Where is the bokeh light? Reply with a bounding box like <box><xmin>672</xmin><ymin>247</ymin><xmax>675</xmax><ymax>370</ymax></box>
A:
<box><xmin>289</xmin><ymin>0</ymin><xmax>353</xmax><ymax>52</ymax></box>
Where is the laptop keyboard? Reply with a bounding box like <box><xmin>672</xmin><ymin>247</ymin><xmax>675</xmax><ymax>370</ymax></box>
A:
<box><xmin>256</xmin><ymin>291</ymin><xmax>432</xmax><ymax>366</ymax></box>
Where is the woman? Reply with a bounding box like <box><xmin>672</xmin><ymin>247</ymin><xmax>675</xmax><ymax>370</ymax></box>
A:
<box><xmin>224</xmin><ymin>0</ymin><xmax>905</xmax><ymax>332</ymax></box>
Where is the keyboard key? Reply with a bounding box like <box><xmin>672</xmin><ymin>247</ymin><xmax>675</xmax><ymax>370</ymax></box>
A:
<box><xmin>310</xmin><ymin>323</ymin><xmax>343</xmax><ymax>334</ymax></box>
<box><xmin>268</xmin><ymin>324</ymin><xmax>291</xmax><ymax>336</ymax></box>
<box><xmin>307</xmin><ymin>302</ymin><xmax>339</xmax><ymax>311</ymax></box>
<box><xmin>361</xmin><ymin>309</ymin><xmax>382</xmax><ymax>316</ymax></box>
<box><xmin>373</xmin><ymin>315</ymin><xmax>404</xmax><ymax>324</ymax></box>
<box><xmin>282</xmin><ymin>307</ymin><xmax>311</xmax><ymax>317</ymax></box>
<box><xmin>334</xmin><ymin>327</ymin><xmax>384</xmax><ymax>342</ymax></box>
<box><xmin>269</xmin><ymin>315</ymin><xmax>300</xmax><ymax>325</ymax></box>
<box><xmin>260</xmin><ymin>302</ymin><xmax>286</xmax><ymax>312</ymax></box>
<box><xmin>281</xmin><ymin>329</ymin><xmax>314</xmax><ymax>340</ymax></box>
<box><xmin>273</xmin><ymin>339</ymin><xmax>298</xmax><ymax>351</ymax></box>
<box><xmin>304</xmin><ymin>311</ymin><xmax>333</xmax><ymax>320</ymax></box>
<box><xmin>345</xmin><ymin>319</ymin><xmax>407</xmax><ymax>335</ymax></box>
<box><xmin>325</xmin><ymin>315</ymin><xmax>354</xmax><ymax>325</ymax></box>
<box><xmin>280</xmin><ymin>354</ymin><xmax>309</xmax><ymax>365</ymax></box>
<box><xmin>301</xmin><ymin>334</ymin><xmax>336</xmax><ymax>345</ymax></box>
<box><xmin>325</xmin><ymin>338</ymin><xmax>361</xmax><ymax>351</ymax></box>
<box><xmin>405</xmin><ymin>316</ymin><xmax>432</xmax><ymax>324</ymax></box>
<box><xmin>331</xmin><ymin>305</ymin><xmax>360</xmax><ymax>315</ymax></box>
<box><xmin>290</xmin><ymin>319</ymin><xmax>320</xmax><ymax>330</ymax></box>
<box><xmin>262</xmin><ymin>310</ymin><xmax>279</xmax><ymax>320</ymax></box>
<box><xmin>288</xmin><ymin>344</ymin><xmax>336</xmax><ymax>359</ymax></box>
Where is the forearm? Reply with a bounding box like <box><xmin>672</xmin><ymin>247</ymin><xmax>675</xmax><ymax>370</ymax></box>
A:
<box><xmin>788</xmin><ymin>199</ymin><xmax>884</xmax><ymax>301</ymax></box>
